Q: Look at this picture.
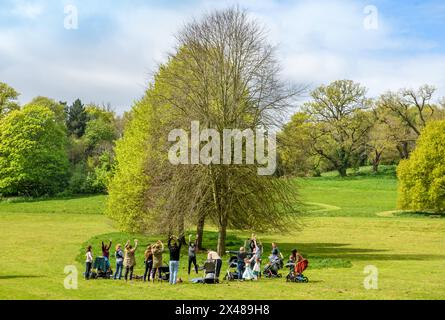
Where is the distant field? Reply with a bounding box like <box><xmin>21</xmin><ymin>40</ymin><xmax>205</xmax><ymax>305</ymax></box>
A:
<box><xmin>1</xmin><ymin>167</ymin><xmax>444</xmax><ymax>300</ymax></box>
<box><xmin>298</xmin><ymin>169</ymin><xmax>398</xmax><ymax>217</ymax></box>
<box><xmin>0</xmin><ymin>195</ymin><xmax>106</xmax><ymax>215</ymax></box>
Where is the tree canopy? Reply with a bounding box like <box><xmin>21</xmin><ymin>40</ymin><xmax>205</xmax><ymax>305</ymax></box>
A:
<box><xmin>0</xmin><ymin>104</ymin><xmax>69</xmax><ymax>196</ymax></box>
<box><xmin>397</xmin><ymin>120</ymin><xmax>445</xmax><ymax>213</ymax></box>
<box><xmin>0</xmin><ymin>82</ymin><xmax>20</xmax><ymax>118</ymax></box>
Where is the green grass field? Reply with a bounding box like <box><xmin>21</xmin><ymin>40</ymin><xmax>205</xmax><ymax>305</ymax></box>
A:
<box><xmin>1</xmin><ymin>167</ymin><xmax>444</xmax><ymax>300</ymax></box>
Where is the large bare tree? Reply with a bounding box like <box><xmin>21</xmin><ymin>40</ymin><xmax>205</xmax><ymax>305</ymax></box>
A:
<box><xmin>148</xmin><ymin>8</ymin><xmax>303</xmax><ymax>255</ymax></box>
<box><xmin>376</xmin><ymin>85</ymin><xmax>444</xmax><ymax>158</ymax></box>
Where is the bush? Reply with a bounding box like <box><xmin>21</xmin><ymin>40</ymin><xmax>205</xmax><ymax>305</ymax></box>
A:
<box><xmin>397</xmin><ymin>120</ymin><xmax>445</xmax><ymax>213</ymax></box>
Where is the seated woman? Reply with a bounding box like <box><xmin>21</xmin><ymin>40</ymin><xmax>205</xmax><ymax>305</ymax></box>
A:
<box><xmin>289</xmin><ymin>249</ymin><xmax>308</xmax><ymax>275</ymax></box>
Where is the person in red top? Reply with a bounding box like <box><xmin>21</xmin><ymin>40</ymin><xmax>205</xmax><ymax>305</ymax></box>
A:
<box><xmin>102</xmin><ymin>240</ymin><xmax>112</xmax><ymax>258</ymax></box>
<box><xmin>102</xmin><ymin>239</ymin><xmax>112</xmax><ymax>270</ymax></box>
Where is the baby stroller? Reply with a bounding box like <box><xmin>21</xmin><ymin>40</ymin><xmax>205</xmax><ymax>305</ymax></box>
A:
<box><xmin>158</xmin><ymin>265</ymin><xmax>170</xmax><ymax>282</ymax></box>
<box><xmin>224</xmin><ymin>256</ymin><xmax>239</xmax><ymax>281</ymax></box>
<box><xmin>90</xmin><ymin>257</ymin><xmax>113</xmax><ymax>279</ymax></box>
<box><xmin>201</xmin><ymin>259</ymin><xmax>219</xmax><ymax>284</ymax></box>
<box><xmin>285</xmin><ymin>260</ymin><xmax>309</xmax><ymax>283</ymax></box>
<box><xmin>263</xmin><ymin>256</ymin><xmax>283</xmax><ymax>278</ymax></box>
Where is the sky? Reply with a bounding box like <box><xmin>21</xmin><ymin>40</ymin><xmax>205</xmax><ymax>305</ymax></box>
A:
<box><xmin>0</xmin><ymin>0</ymin><xmax>444</xmax><ymax>114</ymax></box>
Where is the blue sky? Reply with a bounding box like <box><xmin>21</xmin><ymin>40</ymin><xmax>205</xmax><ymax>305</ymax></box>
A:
<box><xmin>1</xmin><ymin>0</ymin><xmax>444</xmax><ymax>113</ymax></box>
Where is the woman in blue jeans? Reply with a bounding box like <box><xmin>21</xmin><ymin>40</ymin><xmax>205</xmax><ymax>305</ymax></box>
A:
<box><xmin>113</xmin><ymin>244</ymin><xmax>124</xmax><ymax>280</ymax></box>
<box><xmin>168</xmin><ymin>235</ymin><xmax>183</xmax><ymax>284</ymax></box>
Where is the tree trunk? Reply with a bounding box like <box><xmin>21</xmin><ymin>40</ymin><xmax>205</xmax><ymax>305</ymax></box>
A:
<box><xmin>217</xmin><ymin>220</ymin><xmax>227</xmax><ymax>257</ymax></box>
<box><xmin>338</xmin><ymin>166</ymin><xmax>347</xmax><ymax>177</ymax></box>
<box><xmin>177</xmin><ymin>215</ymin><xmax>185</xmax><ymax>237</ymax></box>
<box><xmin>397</xmin><ymin>142</ymin><xmax>409</xmax><ymax>159</ymax></box>
<box><xmin>402</xmin><ymin>142</ymin><xmax>409</xmax><ymax>159</ymax></box>
<box><xmin>196</xmin><ymin>214</ymin><xmax>205</xmax><ymax>250</ymax></box>
<box><xmin>372</xmin><ymin>151</ymin><xmax>382</xmax><ymax>173</ymax></box>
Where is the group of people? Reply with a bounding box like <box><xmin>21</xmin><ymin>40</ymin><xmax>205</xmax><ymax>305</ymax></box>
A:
<box><xmin>84</xmin><ymin>233</ymin><xmax>307</xmax><ymax>284</ymax></box>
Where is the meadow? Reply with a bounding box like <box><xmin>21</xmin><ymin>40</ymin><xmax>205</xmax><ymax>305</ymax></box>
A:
<box><xmin>1</xmin><ymin>166</ymin><xmax>444</xmax><ymax>300</ymax></box>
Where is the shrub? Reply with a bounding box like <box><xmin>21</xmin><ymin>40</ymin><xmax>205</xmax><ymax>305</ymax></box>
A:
<box><xmin>397</xmin><ymin>120</ymin><xmax>445</xmax><ymax>213</ymax></box>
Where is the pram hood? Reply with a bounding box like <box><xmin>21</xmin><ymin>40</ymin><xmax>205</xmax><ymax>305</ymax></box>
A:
<box><xmin>203</xmin><ymin>260</ymin><xmax>216</xmax><ymax>272</ymax></box>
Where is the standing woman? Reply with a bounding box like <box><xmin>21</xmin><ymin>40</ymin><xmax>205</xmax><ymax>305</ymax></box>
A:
<box><xmin>227</xmin><ymin>247</ymin><xmax>250</xmax><ymax>280</ymax></box>
<box><xmin>188</xmin><ymin>234</ymin><xmax>198</xmax><ymax>276</ymax></box>
<box><xmin>102</xmin><ymin>239</ymin><xmax>112</xmax><ymax>270</ymax></box>
<box><xmin>151</xmin><ymin>240</ymin><xmax>164</xmax><ymax>283</ymax></box>
<box><xmin>85</xmin><ymin>245</ymin><xmax>93</xmax><ymax>280</ymax></box>
<box><xmin>168</xmin><ymin>236</ymin><xmax>183</xmax><ymax>285</ymax></box>
<box><xmin>101</xmin><ymin>239</ymin><xmax>112</xmax><ymax>258</ymax></box>
<box><xmin>207</xmin><ymin>249</ymin><xmax>223</xmax><ymax>278</ymax></box>
<box><xmin>248</xmin><ymin>234</ymin><xmax>256</xmax><ymax>253</ymax></box>
<box><xmin>144</xmin><ymin>245</ymin><xmax>153</xmax><ymax>282</ymax></box>
<box><xmin>123</xmin><ymin>239</ymin><xmax>138</xmax><ymax>281</ymax></box>
<box><xmin>114</xmin><ymin>244</ymin><xmax>124</xmax><ymax>280</ymax></box>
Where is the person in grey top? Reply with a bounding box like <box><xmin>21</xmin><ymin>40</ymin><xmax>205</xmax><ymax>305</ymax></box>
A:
<box><xmin>188</xmin><ymin>234</ymin><xmax>199</xmax><ymax>275</ymax></box>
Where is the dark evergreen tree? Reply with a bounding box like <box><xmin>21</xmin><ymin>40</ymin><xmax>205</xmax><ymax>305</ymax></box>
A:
<box><xmin>66</xmin><ymin>99</ymin><xmax>87</xmax><ymax>138</ymax></box>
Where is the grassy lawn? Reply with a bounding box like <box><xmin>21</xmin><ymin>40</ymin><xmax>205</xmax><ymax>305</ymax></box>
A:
<box><xmin>298</xmin><ymin>166</ymin><xmax>398</xmax><ymax>217</ymax></box>
<box><xmin>1</xmin><ymin>170</ymin><xmax>444</xmax><ymax>300</ymax></box>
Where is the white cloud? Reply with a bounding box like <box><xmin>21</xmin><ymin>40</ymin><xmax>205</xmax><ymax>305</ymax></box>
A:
<box><xmin>11</xmin><ymin>1</ymin><xmax>44</xmax><ymax>19</ymax></box>
<box><xmin>0</xmin><ymin>0</ymin><xmax>444</xmax><ymax>113</ymax></box>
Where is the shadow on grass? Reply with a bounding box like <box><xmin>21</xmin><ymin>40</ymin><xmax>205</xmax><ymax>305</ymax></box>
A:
<box><xmin>0</xmin><ymin>275</ymin><xmax>43</xmax><ymax>280</ymax></box>
<box><xmin>0</xmin><ymin>194</ymin><xmax>104</xmax><ymax>204</ymax></box>
<box><xmin>274</xmin><ymin>242</ymin><xmax>444</xmax><ymax>262</ymax></box>
<box><xmin>79</xmin><ymin>232</ymin><xmax>445</xmax><ymax>271</ymax></box>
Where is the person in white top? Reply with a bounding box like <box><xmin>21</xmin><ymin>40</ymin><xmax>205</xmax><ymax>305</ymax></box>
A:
<box><xmin>85</xmin><ymin>245</ymin><xmax>93</xmax><ymax>280</ymax></box>
<box><xmin>207</xmin><ymin>249</ymin><xmax>223</xmax><ymax>278</ymax></box>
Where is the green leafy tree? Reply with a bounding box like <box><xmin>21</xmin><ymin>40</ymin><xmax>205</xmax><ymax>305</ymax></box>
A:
<box><xmin>0</xmin><ymin>105</ymin><xmax>69</xmax><ymax>196</ymax></box>
<box><xmin>278</xmin><ymin>112</ymin><xmax>326</xmax><ymax>176</ymax></box>
<box><xmin>106</xmin><ymin>92</ymin><xmax>160</xmax><ymax>231</ymax></box>
<box><xmin>397</xmin><ymin>120</ymin><xmax>445</xmax><ymax>213</ymax></box>
<box><xmin>0</xmin><ymin>82</ymin><xmax>20</xmax><ymax>118</ymax></box>
<box><xmin>66</xmin><ymin>105</ymin><xmax>118</xmax><ymax>194</ymax></box>
<box><xmin>67</xmin><ymin>99</ymin><xmax>87</xmax><ymax>138</ymax></box>
<box><xmin>26</xmin><ymin>96</ymin><xmax>67</xmax><ymax>124</ymax></box>
<box><xmin>365</xmin><ymin>109</ymin><xmax>398</xmax><ymax>173</ymax></box>
<box><xmin>84</xmin><ymin>105</ymin><xmax>117</xmax><ymax>154</ymax></box>
<box><xmin>304</xmin><ymin>80</ymin><xmax>373</xmax><ymax>177</ymax></box>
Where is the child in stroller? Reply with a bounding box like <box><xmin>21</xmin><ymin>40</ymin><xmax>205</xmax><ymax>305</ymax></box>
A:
<box><xmin>224</xmin><ymin>256</ymin><xmax>239</xmax><ymax>281</ymax></box>
<box><xmin>263</xmin><ymin>255</ymin><xmax>283</xmax><ymax>278</ymax></box>
<box><xmin>285</xmin><ymin>249</ymin><xmax>309</xmax><ymax>283</ymax></box>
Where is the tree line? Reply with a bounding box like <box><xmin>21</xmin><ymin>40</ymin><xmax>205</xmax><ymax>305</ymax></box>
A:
<box><xmin>0</xmin><ymin>82</ymin><xmax>123</xmax><ymax>197</ymax></box>
<box><xmin>278</xmin><ymin>80</ymin><xmax>445</xmax><ymax>177</ymax></box>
